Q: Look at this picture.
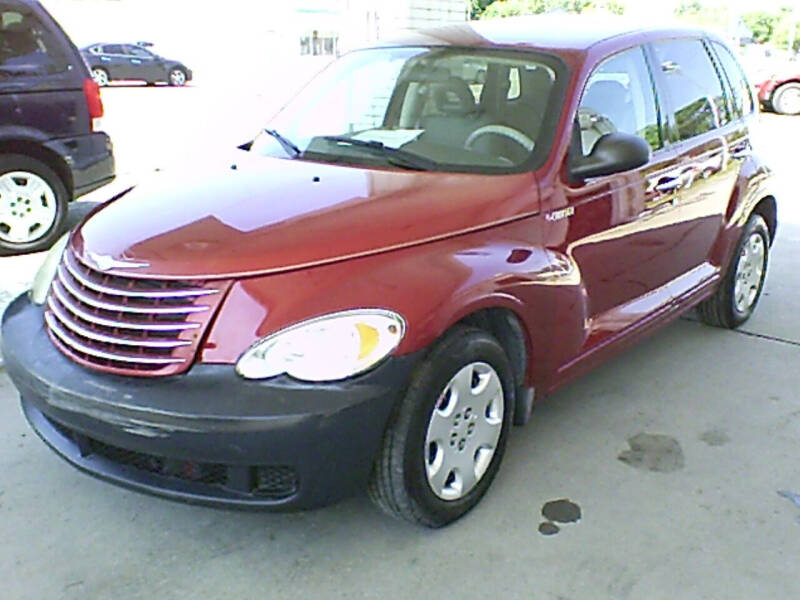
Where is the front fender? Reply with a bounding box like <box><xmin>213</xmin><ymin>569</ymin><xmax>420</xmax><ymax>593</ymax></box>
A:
<box><xmin>200</xmin><ymin>217</ymin><xmax>566</xmax><ymax>389</ymax></box>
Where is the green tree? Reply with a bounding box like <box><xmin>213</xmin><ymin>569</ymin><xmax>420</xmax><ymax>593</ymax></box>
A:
<box><xmin>481</xmin><ymin>0</ymin><xmax>596</xmax><ymax>19</ymax></box>
<box><xmin>606</xmin><ymin>1</ymin><xmax>626</xmax><ymax>15</ymax></box>
<box><xmin>674</xmin><ymin>1</ymin><xmax>729</xmax><ymax>28</ymax></box>
<box><xmin>742</xmin><ymin>11</ymin><xmax>779</xmax><ymax>43</ymax></box>
<box><xmin>470</xmin><ymin>0</ymin><xmax>497</xmax><ymax>19</ymax></box>
<box><xmin>772</xmin><ymin>6</ymin><xmax>800</xmax><ymax>51</ymax></box>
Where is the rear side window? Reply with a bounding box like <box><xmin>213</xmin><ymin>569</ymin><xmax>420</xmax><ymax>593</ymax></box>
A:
<box><xmin>0</xmin><ymin>8</ymin><xmax>69</xmax><ymax>77</ymax></box>
<box><xmin>103</xmin><ymin>44</ymin><xmax>124</xmax><ymax>55</ymax></box>
<box><xmin>127</xmin><ymin>45</ymin><xmax>152</xmax><ymax>58</ymax></box>
<box><xmin>652</xmin><ymin>39</ymin><xmax>727</xmax><ymax>141</ymax></box>
<box><xmin>578</xmin><ymin>46</ymin><xmax>662</xmax><ymax>155</ymax></box>
<box><xmin>711</xmin><ymin>42</ymin><xmax>755</xmax><ymax>118</ymax></box>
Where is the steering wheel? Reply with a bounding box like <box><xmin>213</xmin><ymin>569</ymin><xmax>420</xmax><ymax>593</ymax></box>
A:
<box><xmin>464</xmin><ymin>125</ymin><xmax>535</xmax><ymax>153</ymax></box>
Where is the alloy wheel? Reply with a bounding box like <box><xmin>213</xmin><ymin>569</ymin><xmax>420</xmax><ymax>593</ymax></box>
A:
<box><xmin>92</xmin><ymin>69</ymin><xmax>109</xmax><ymax>86</ymax></box>
<box><xmin>170</xmin><ymin>70</ymin><xmax>186</xmax><ymax>86</ymax></box>
<box><xmin>733</xmin><ymin>231</ymin><xmax>766</xmax><ymax>313</ymax></box>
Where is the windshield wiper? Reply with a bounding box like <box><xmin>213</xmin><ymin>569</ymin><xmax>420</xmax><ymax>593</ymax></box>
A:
<box><xmin>263</xmin><ymin>128</ymin><xmax>300</xmax><ymax>158</ymax></box>
<box><xmin>318</xmin><ymin>135</ymin><xmax>437</xmax><ymax>171</ymax></box>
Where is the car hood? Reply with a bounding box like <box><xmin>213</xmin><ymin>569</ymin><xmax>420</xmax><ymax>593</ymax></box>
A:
<box><xmin>71</xmin><ymin>153</ymin><xmax>541</xmax><ymax>280</ymax></box>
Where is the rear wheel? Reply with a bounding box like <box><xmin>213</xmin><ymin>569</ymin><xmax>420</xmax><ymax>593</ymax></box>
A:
<box><xmin>369</xmin><ymin>326</ymin><xmax>514</xmax><ymax>527</ymax></box>
<box><xmin>697</xmin><ymin>214</ymin><xmax>770</xmax><ymax>329</ymax></box>
<box><xmin>91</xmin><ymin>67</ymin><xmax>109</xmax><ymax>87</ymax></box>
<box><xmin>0</xmin><ymin>154</ymin><xmax>68</xmax><ymax>255</ymax></box>
<box><xmin>772</xmin><ymin>82</ymin><xmax>800</xmax><ymax>116</ymax></box>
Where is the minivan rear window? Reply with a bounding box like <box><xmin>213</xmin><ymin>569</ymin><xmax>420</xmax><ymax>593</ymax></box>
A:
<box><xmin>0</xmin><ymin>8</ymin><xmax>69</xmax><ymax>77</ymax></box>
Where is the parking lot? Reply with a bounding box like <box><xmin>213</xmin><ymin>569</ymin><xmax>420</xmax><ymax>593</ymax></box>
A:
<box><xmin>1</xmin><ymin>73</ymin><xmax>800</xmax><ymax>599</ymax></box>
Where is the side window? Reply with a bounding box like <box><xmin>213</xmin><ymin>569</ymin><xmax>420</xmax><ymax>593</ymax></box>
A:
<box><xmin>652</xmin><ymin>39</ymin><xmax>727</xmax><ymax>141</ymax></box>
<box><xmin>578</xmin><ymin>46</ymin><xmax>661</xmax><ymax>155</ymax></box>
<box><xmin>711</xmin><ymin>42</ymin><xmax>755</xmax><ymax>118</ymax></box>
<box><xmin>0</xmin><ymin>10</ymin><xmax>69</xmax><ymax>76</ymax></box>
<box><xmin>104</xmin><ymin>44</ymin><xmax>124</xmax><ymax>55</ymax></box>
<box><xmin>126</xmin><ymin>46</ymin><xmax>152</xmax><ymax>58</ymax></box>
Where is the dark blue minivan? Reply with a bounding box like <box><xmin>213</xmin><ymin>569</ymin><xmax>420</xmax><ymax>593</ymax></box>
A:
<box><xmin>0</xmin><ymin>0</ymin><xmax>114</xmax><ymax>255</ymax></box>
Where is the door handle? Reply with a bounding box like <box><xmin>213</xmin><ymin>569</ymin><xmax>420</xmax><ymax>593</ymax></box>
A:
<box><xmin>131</xmin><ymin>60</ymin><xmax>141</xmax><ymax>64</ymax></box>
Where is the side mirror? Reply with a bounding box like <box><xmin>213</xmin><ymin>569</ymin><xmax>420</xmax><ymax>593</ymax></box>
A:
<box><xmin>569</xmin><ymin>132</ymin><xmax>651</xmax><ymax>181</ymax></box>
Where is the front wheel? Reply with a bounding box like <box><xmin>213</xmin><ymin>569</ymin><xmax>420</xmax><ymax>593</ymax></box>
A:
<box><xmin>0</xmin><ymin>154</ymin><xmax>68</xmax><ymax>255</ymax></box>
<box><xmin>168</xmin><ymin>68</ymin><xmax>187</xmax><ymax>86</ymax></box>
<box><xmin>697</xmin><ymin>214</ymin><xmax>770</xmax><ymax>329</ymax></box>
<box><xmin>369</xmin><ymin>326</ymin><xmax>514</xmax><ymax>527</ymax></box>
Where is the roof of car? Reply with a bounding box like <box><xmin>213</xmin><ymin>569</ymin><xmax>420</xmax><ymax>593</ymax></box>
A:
<box><xmin>379</xmin><ymin>14</ymin><xmax>710</xmax><ymax>53</ymax></box>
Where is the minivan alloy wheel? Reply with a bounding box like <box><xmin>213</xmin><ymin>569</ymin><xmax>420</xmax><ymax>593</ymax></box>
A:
<box><xmin>0</xmin><ymin>171</ymin><xmax>58</xmax><ymax>244</ymax></box>
<box><xmin>733</xmin><ymin>232</ymin><xmax>766</xmax><ymax>313</ymax></box>
<box><xmin>424</xmin><ymin>362</ymin><xmax>504</xmax><ymax>500</ymax></box>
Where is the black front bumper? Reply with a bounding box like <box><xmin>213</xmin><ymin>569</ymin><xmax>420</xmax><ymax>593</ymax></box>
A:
<box><xmin>1</xmin><ymin>295</ymin><xmax>420</xmax><ymax>509</ymax></box>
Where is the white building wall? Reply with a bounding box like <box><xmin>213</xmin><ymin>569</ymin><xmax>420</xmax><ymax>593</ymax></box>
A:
<box><xmin>341</xmin><ymin>0</ymin><xmax>469</xmax><ymax>51</ymax></box>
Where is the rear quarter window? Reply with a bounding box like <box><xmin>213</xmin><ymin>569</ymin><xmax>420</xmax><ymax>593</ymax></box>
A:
<box><xmin>711</xmin><ymin>42</ymin><xmax>755</xmax><ymax>118</ymax></box>
<box><xmin>0</xmin><ymin>8</ymin><xmax>70</xmax><ymax>77</ymax></box>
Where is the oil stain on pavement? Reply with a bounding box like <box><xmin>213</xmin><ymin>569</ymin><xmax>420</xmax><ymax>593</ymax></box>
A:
<box><xmin>699</xmin><ymin>428</ymin><xmax>730</xmax><ymax>447</ymax></box>
<box><xmin>618</xmin><ymin>433</ymin><xmax>684</xmax><ymax>472</ymax></box>
<box><xmin>538</xmin><ymin>498</ymin><xmax>581</xmax><ymax>536</ymax></box>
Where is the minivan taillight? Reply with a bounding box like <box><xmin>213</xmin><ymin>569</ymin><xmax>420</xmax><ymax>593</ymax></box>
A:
<box><xmin>83</xmin><ymin>78</ymin><xmax>104</xmax><ymax>130</ymax></box>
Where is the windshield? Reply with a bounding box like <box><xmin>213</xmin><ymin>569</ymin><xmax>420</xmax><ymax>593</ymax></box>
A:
<box><xmin>250</xmin><ymin>46</ymin><xmax>566</xmax><ymax>173</ymax></box>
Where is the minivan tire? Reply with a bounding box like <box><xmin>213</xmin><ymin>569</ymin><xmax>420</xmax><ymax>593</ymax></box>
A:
<box><xmin>697</xmin><ymin>214</ymin><xmax>770</xmax><ymax>329</ymax></box>
<box><xmin>772</xmin><ymin>82</ymin><xmax>800</xmax><ymax>116</ymax></box>
<box><xmin>368</xmin><ymin>326</ymin><xmax>514</xmax><ymax>527</ymax></box>
<box><xmin>0</xmin><ymin>154</ymin><xmax>68</xmax><ymax>256</ymax></box>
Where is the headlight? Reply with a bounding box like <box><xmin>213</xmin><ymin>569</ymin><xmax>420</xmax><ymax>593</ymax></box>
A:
<box><xmin>29</xmin><ymin>234</ymin><xmax>69</xmax><ymax>306</ymax></box>
<box><xmin>236</xmin><ymin>309</ymin><xmax>406</xmax><ymax>381</ymax></box>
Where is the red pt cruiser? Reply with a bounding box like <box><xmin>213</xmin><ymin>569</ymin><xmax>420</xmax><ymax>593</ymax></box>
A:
<box><xmin>1</xmin><ymin>17</ymin><xmax>777</xmax><ymax>527</ymax></box>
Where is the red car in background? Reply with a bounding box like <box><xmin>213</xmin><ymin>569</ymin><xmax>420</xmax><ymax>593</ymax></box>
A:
<box><xmin>757</xmin><ymin>67</ymin><xmax>800</xmax><ymax>115</ymax></box>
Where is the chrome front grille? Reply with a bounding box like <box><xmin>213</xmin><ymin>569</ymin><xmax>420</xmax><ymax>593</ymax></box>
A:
<box><xmin>44</xmin><ymin>249</ymin><xmax>228</xmax><ymax>376</ymax></box>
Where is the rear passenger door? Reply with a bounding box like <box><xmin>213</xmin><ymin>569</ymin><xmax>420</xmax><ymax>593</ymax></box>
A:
<box><xmin>648</xmin><ymin>38</ymin><xmax>741</xmax><ymax>299</ymax></box>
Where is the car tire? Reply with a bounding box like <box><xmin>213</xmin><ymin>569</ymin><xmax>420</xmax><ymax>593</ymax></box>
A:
<box><xmin>368</xmin><ymin>326</ymin><xmax>514</xmax><ymax>527</ymax></box>
<box><xmin>0</xmin><ymin>154</ymin><xmax>69</xmax><ymax>256</ymax></box>
<box><xmin>168</xmin><ymin>68</ymin><xmax>187</xmax><ymax>86</ymax></box>
<box><xmin>696</xmin><ymin>214</ymin><xmax>770</xmax><ymax>329</ymax></box>
<box><xmin>91</xmin><ymin>67</ymin><xmax>110</xmax><ymax>87</ymax></box>
<box><xmin>771</xmin><ymin>82</ymin><xmax>800</xmax><ymax>116</ymax></box>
